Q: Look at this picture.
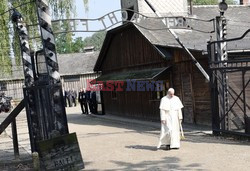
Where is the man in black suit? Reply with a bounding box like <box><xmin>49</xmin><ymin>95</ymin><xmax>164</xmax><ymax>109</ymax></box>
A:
<box><xmin>91</xmin><ymin>91</ymin><xmax>97</xmax><ymax>114</ymax></box>
<box><xmin>64</xmin><ymin>90</ymin><xmax>68</xmax><ymax>107</ymax></box>
<box><xmin>85</xmin><ymin>90</ymin><xmax>91</xmax><ymax>114</ymax></box>
<box><xmin>78</xmin><ymin>88</ymin><xmax>88</xmax><ymax>114</ymax></box>
<box><xmin>72</xmin><ymin>89</ymin><xmax>77</xmax><ymax>106</ymax></box>
<box><xmin>68</xmin><ymin>89</ymin><xmax>73</xmax><ymax>107</ymax></box>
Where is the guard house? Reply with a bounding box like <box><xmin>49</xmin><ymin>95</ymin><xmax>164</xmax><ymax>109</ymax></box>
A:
<box><xmin>93</xmin><ymin>5</ymin><xmax>250</xmax><ymax>126</ymax></box>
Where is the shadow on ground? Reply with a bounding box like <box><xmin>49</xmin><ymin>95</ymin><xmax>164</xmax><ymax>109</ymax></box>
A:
<box><xmin>67</xmin><ymin>113</ymin><xmax>250</xmax><ymax>147</ymax></box>
<box><xmin>0</xmin><ymin>149</ymin><xmax>33</xmax><ymax>171</ymax></box>
<box><xmin>108</xmin><ymin>156</ymin><xmax>204</xmax><ymax>171</ymax></box>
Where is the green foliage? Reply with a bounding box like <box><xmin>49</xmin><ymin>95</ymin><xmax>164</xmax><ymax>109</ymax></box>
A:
<box><xmin>48</xmin><ymin>0</ymin><xmax>76</xmax><ymax>19</ymax></box>
<box><xmin>55</xmin><ymin>31</ymin><xmax>106</xmax><ymax>54</ymax></box>
<box><xmin>0</xmin><ymin>0</ymin><xmax>11</xmax><ymax>77</ymax></box>
<box><xmin>0</xmin><ymin>0</ymin><xmax>81</xmax><ymax>78</ymax></box>
<box><xmin>11</xmin><ymin>0</ymin><xmax>38</xmax><ymax>66</ymax></box>
<box><xmin>72</xmin><ymin>37</ymin><xmax>85</xmax><ymax>53</ymax></box>
<box><xmin>82</xmin><ymin>31</ymin><xmax>106</xmax><ymax>51</ymax></box>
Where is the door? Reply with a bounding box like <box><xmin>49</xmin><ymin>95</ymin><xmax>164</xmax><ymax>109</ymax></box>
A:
<box><xmin>181</xmin><ymin>74</ymin><xmax>195</xmax><ymax>123</ymax></box>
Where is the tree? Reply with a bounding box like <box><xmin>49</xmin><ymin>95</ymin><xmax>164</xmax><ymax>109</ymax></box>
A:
<box><xmin>55</xmin><ymin>31</ymin><xmax>106</xmax><ymax>54</ymax></box>
<box><xmin>0</xmin><ymin>0</ymin><xmax>12</xmax><ymax>77</ymax></box>
<box><xmin>72</xmin><ymin>37</ymin><xmax>85</xmax><ymax>53</ymax></box>
<box><xmin>0</xmin><ymin>0</ymin><xmax>82</xmax><ymax>77</ymax></box>
<box><xmin>83</xmin><ymin>31</ymin><xmax>106</xmax><ymax>51</ymax></box>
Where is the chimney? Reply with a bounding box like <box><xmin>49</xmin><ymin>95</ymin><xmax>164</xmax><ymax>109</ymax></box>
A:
<box><xmin>240</xmin><ymin>0</ymin><xmax>250</xmax><ymax>5</ymax></box>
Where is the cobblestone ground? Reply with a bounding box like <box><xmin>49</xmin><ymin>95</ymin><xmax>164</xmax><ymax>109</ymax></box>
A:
<box><xmin>1</xmin><ymin>106</ymin><xmax>250</xmax><ymax>171</ymax></box>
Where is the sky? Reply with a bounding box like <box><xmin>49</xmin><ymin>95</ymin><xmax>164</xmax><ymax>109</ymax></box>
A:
<box><xmin>73</xmin><ymin>0</ymin><xmax>241</xmax><ymax>39</ymax></box>
<box><xmin>74</xmin><ymin>0</ymin><xmax>121</xmax><ymax>39</ymax></box>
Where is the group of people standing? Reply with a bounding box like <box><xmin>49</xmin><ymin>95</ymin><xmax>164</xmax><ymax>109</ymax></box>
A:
<box><xmin>64</xmin><ymin>89</ymin><xmax>77</xmax><ymax>107</ymax></box>
<box><xmin>64</xmin><ymin>88</ymin><xmax>97</xmax><ymax>115</ymax></box>
<box><xmin>78</xmin><ymin>88</ymin><xmax>97</xmax><ymax>114</ymax></box>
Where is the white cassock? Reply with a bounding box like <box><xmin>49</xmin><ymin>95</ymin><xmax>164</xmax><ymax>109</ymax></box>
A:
<box><xmin>157</xmin><ymin>95</ymin><xmax>184</xmax><ymax>149</ymax></box>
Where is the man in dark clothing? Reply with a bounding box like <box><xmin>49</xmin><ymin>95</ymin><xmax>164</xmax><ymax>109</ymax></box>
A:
<box><xmin>78</xmin><ymin>88</ymin><xmax>88</xmax><ymax>114</ymax></box>
<box><xmin>72</xmin><ymin>89</ymin><xmax>77</xmax><ymax>106</ymax></box>
<box><xmin>91</xmin><ymin>91</ymin><xmax>97</xmax><ymax>114</ymax></box>
<box><xmin>64</xmin><ymin>90</ymin><xmax>68</xmax><ymax>107</ymax></box>
<box><xmin>68</xmin><ymin>89</ymin><xmax>73</xmax><ymax>107</ymax></box>
<box><xmin>86</xmin><ymin>90</ymin><xmax>91</xmax><ymax>114</ymax></box>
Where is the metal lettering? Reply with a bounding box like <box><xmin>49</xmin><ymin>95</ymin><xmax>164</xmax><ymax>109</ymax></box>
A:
<box><xmin>68</xmin><ymin>20</ymin><xmax>76</xmax><ymax>32</ymax></box>
<box><xmin>176</xmin><ymin>18</ymin><xmax>186</xmax><ymax>27</ymax></box>
<box><xmin>108</xmin><ymin>12</ymin><xmax>118</xmax><ymax>25</ymax></box>
<box><xmin>130</xmin><ymin>13</ymin><xmax>139</xmax><ymax>23</ymax></box>
<box><xmin>49</xmin><ymin>9</ymin><xmax>193</xmax><ymax>34</ymax></box>
<box><xmin>121</xmin><ymin>10</ymin><xmax>128</xmax><ymax>21</ymax></box>
<box><xmin>167</xmin><ymin>18</ymin><xmax>176</xmax><ymax>28</ymax></box>
<box><xmin>80</xmin><ymin>19</ymin><xmax>88</xmax><ymax>31</ymax></box>
<box><xmin>98</xmin><ymin>17</ymin><xmax>107</xmax><ymax>29</ymax></box>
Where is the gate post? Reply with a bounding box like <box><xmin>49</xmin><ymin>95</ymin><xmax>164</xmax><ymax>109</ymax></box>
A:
<box><xmin>11</xmin><ymin>0</ymin><xmax>69</xmax><ymax>152</ymax></box>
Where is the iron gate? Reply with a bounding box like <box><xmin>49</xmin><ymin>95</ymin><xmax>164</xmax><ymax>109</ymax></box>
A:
<box><xmin>208</xmin><ymin>29</ymin><xmax>250</xmax><ymax>136</ymax></box>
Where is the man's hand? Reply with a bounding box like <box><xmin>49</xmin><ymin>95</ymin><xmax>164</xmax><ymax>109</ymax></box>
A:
<box><xmin>161</xmin><ymin>120</ymin><xmax>166</xmax><ymax>124</ymax></box>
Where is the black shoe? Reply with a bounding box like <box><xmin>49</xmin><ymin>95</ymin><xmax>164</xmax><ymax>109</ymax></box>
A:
<box><xmin>164</xmin><ymin>145</ymin><xmax>170</xmax><ymax>151</ymax></box>
<box><xmin>171</xmin><ymin>147</ymin><xmax>179</xmax><ymax>150</ymax></box>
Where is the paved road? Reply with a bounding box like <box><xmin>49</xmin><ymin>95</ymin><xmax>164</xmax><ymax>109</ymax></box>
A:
<box><xmin>1</xmin><ymin>106</ymin><xmax>250</xmax><ymax>171</ymax></box>
<box><xmin>66</xmin><ymin>107</ymin><xmax>250</xmax><ymax>171</ymax></box>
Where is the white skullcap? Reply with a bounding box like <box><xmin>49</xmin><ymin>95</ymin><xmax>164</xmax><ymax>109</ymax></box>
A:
<box><xmin>168</xmin><ymin>88</ymin><xmax>175</xmax><ymax>94</ymax></box>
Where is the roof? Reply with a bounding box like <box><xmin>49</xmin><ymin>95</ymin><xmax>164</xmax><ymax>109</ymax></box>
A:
<box><xmin>136</xmin><ymin>5</ymin><xmax>250</xmax><ymax>52</ymax></box>
<box><xmin>93</xmin><ymin>66</ymin><xmax>171</xmax><ymax>82</ymax></box>
<box><xmin>58</xmin><ymin>52</ymin><xmax>99</xmax><ymax>75</ymax></box>
<box><xmin>94</xmin><ymin>5</ymin><xmax>250</xmax><ymax>71</ymax></box>
<box><xmin>0</xmin><ymin>52</ymin><xmax>99</xmax><ymax>80</ymax></box>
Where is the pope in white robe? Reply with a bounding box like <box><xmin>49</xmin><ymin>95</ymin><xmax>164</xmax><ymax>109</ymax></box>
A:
<box><xmin>157</xmin><ymin>88</ymin><xmax>184</xmax><ymax>150</ymax></box>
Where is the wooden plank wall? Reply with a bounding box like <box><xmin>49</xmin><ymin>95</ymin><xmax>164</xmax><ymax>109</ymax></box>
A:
<box><xmin>173</xmin><ymin>50</ymin><xmax>211</xmax><ymax>125</ymax></box>
<box><xmin>0</xmin><ymin>79</ymin><xmax>24</xmax><ymax>100</ymax></box>
<box><xmin>227</xmin><ymin>70</ymin><xmax>250</xmax><ymax>130</ymax></box>
<box><xmin>101</xmin><ymin>26</ymin><xmax>170</xmax><ymax>74</ymax></box>
<box><xmin>62</xmin><ymin>73</ymin><xmax>100</xmax><ymax>93</ymax></box>
<box><xmin>99</xmin><ymin>27</ymin><xmax>213</xmax><ymax>125</ymax></box>
<box><xmin>0</xmin><ymin>73</ymin><xmax>99</xmax><ymax>101</ymax></box>
<box><xmin>181</xmin><ymin>73</ymin><xmax>194</xmax><ymax>123</ymax></box>
<box><xmin>103</xmin><ymin>91</ymin><xmax>161</xmax><ymax>121</ymax></box>
<box><xmin>102</xmin><ymin>47</ymin><xmax>212</xmax><ymax>125</ymax></box>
